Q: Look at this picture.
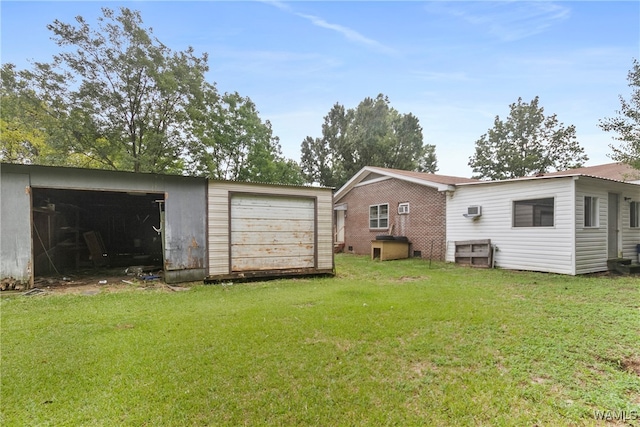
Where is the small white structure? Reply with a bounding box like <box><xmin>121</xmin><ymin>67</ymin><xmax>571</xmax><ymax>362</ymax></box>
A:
<box><xmin>207</xmin><ymin>180</ymin><xmax>334</xmax><ymax>281</ymax></box>
<box><xmin>446</xmin><ymin>172</ymin><xmax>640</xmax><ymax>275</ymax></box>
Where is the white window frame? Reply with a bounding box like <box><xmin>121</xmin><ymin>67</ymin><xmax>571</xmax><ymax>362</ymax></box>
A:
<box><xmin>513</xmin><ymin>197</ymin><xmax>555</xmax><ymax>228</ymax></box>
<box><xmin>631</xmin><ymin>201</ymin><xmax>640</xmax><ymax>228</ymax></box>
<box><xmin>369</xmin><ymin>203</ymin><xmax>389</xmax><ymax>229</ymax></box>
<box><xmin>584</xmin><ymin>196</ymin><xmax>599</xmax><ymax>228</ymax></box>
<box><xmin>398</xmin><ymin>202</ymin><xmax>410</xmax><ymax>215</ymax></box>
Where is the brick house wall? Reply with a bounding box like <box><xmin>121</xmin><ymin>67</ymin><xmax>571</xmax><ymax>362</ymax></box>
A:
<box><xmin>339</xmin><ymin>178</ymin><xmax>447</xmax><ymax>260</ymax></box>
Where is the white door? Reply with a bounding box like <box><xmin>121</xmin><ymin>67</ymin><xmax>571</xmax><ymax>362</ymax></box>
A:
<box><xmin>230</xmin><ymin>195</ymin><xmax>315</xmax><ymax>271</ymax></box>
<box><xmin>336</xmin><ymin>210</ymin><xmax>345</xmax><ymax>243</ymax></box>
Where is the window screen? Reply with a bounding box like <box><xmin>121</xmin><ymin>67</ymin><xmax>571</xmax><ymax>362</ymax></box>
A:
<box><xmin>513</xmin><ymin>198</ymin><xmax>554</xmax><ymax>227</ymax></box>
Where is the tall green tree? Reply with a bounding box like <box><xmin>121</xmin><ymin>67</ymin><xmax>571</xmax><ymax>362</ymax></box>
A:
<box><xmin>300</xmin><ymin>94</ymin><xmax>437</xmax><ymax>188</ymax></box>
<box><xmin>1</xmin><ymin>64</ymin><xmax>46</xmax><ymax>163</ymax></box>
<box><xmin>35</xmin><ymin>7</ymin><xmax>209</xmax><ymax>173</ymax></box>
<box><xmin>599</xmin><ymin>59</ymin><xmax>640</xmax><ymax>169</ymax></box>
<box><xmin>0</xmin><ymin>63</ymin><xmax>73</xmax><ymax>165</ymax></box>
<box><xmin>300</xmin><ymin>103</ymin><xmax>349</xmax><ymax>188</ymax></box>
<box><xmin>468</xmin><ymin>96</ymin><xmax>588</xmax><ymax>180</ymax></box>
<box><xmin>2</xmin><ymin>7</ymin><xmax>304</xmax><ymax>184</ymax></box>
<box><xmin>188</xmin><ymin>88</ymin><xmax>304</xmax><ymax>184</ymax></box>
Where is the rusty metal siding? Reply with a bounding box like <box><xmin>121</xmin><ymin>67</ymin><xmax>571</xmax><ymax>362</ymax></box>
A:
<box><xmin>230</xmin><ymin>194</ymin><xmax>315</xmax><ymax>271</ymax></box>
<box><xmin>207</xmin><ymin>181</ymin><xmax>334</xmax><ymax>278</ymax></box>
<box><xmin>162</xmin><ymin>180</ymin><xmax>207</xmax><ymax>283</ymax></box>
<box><xmin>0</xmin><ymin>171</ymin><xmax>32</xmax><ymax>286</ymax></box>
<box><xmin>0</xmin><ymin>163</ymin><xmax>207</xmax><ymax>285</ymax></box>
<box><xmin>17</xmin><ymin>165</ymin><xmax>169</xmax><ymax>193</ymax></box>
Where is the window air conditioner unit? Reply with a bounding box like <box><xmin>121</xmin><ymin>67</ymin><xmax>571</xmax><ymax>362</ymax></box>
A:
<box><xmin>398</xmin><ymin>203</ymin><xmax>410</xmax><ymax>214</ymax></box>
<box><xmin>463</xmin><ymin>205</ymin><xmax>482</xmax><ymax>218</ymax></box>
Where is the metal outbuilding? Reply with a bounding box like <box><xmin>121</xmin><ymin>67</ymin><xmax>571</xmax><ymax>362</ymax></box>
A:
<box><xmin>1</xmin><ymin>163</ymin><xmax>207</xmax><ymax>288</ymax></box>
<box><xmin>1</xmin><ymin>163</ymin><xmax>335</xmax><ymax>289</ymax></box>
<box><xmin>206</xmin><ymin>180</ymin><xmax>335</xmax><ymax>282</ymax></box>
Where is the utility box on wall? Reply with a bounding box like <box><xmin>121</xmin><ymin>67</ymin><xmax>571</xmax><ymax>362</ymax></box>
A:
<box><xmin>371</xmin><ymin>240</ymin><xmax>410</xmax><ymax>261</ymax></box>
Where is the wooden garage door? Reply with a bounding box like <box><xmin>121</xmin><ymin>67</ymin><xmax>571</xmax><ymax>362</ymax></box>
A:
<box><xmin>230</xmin><ymin>195</ymin><xmax>315</xmax><ymax>271</ymax></box>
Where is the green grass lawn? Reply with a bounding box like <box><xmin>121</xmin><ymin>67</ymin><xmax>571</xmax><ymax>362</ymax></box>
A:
<box><xmin>2</xmin><ymin>254</ymin><xmax>639</xmax><ymax>426</ymax></box>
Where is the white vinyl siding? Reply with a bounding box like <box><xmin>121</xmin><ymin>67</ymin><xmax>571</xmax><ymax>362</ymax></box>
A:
<box><xmin>447</xmin><ymin>176</ymin><xmax>640</xmax><ymax>276</ymax></box>
<box><xmin>574</xmin><ymin>177</ymin><xmax>640</xmax><ymax>274</ymax></box>
<box><xmin>575</xmin><ymin>181</ymin><xmax>609</xmax><ymax>273</ymax></box>
<box><xmin>446</xmin><ymin>178</ymin><xmax>575</xmax><ymax>275</ymax></box>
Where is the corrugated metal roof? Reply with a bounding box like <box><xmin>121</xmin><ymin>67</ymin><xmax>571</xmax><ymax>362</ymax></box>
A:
<box><xmin>1</xmin><ymin>162</ymin><xmax>333</xmax><ymax>189</ymax></box>
<box><xmin>207</xmin><ymin>178</ymin><xmax>333</xmax><ymax>190</ymax></box>
<box><xmin>458</xmin><ymin>163</ymin><xmax>640</xmax><ymax>187</ymax></box>
<box><xmin>531</xmin><ymin>162</ymin><xmax>640</xmax><ymax>182</ymax></box>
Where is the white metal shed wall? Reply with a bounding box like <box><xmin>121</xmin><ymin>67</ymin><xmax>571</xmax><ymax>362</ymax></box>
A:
<box><xmin>446</xmin><ymin>177</ymin><xmax>576</xmax><ymax>275</ymax></box>
<box><xmin>208</xmin><ymin>181</ymin><xmax>333</xmax><ymax>277</ymax></box>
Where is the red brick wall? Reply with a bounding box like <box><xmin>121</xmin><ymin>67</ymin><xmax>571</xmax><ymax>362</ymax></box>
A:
<box><xmin>339</xmin><ymin>179</ymin><xmax>447</xmax><ymax>260</ymax></box>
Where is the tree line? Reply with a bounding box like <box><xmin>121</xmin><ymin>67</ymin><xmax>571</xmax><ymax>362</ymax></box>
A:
<box><xmin>1</xmin><ymin>8</ymin><xmax>302</xmax><ymax>184</ymax></box>
<box><xmin>1</xmin><ymin>8</ymin><xmax>638</xmax><ymax>188</ymax></box>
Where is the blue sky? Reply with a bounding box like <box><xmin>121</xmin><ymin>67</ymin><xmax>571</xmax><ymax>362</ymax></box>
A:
<box><xmin>1</xmin><ymin>1</ymin><xmax>638</xmax><ymax>177</ymax></box>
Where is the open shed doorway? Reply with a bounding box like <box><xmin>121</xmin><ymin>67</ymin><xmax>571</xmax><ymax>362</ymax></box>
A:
<box><xmin>31</xmin><ymin>188</ymin><xmax>165</xmax><ymax>279</ymax></box>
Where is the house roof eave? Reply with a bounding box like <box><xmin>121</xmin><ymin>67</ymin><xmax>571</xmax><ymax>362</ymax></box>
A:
<box><xmin>455</xmin><ymin>173</ymin><xmax>640</xmax><ymax>187</ymax></box>
<box><xmin>334</xmin><ymin>166</ymin><xmax>459</xmax><ymax>201</ymax></box>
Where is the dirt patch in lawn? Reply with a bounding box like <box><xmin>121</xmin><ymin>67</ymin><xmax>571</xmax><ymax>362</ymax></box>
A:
<box><xmin>3</xmin><ymin>267</ymin><xmax>192</xmax><ymax>296</ymax></box>
<box><xmin>597</xmin><ymin>355</ymin><xmax>640</xmax><ymax>377</ymax></box>
<box><xmin>621</xmin><ymin>357</ymin><xmax>640</xmax><ymax>376</ymax></box>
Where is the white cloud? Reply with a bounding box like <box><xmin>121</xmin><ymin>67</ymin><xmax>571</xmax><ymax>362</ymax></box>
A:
<box><xmin>294</xmin><ymin>12</ymin><xmax>397</xmax><ymax>55</ymax></box>
<box><xmin>263</xmin><ymin>1</ymin><xmax>397</xmax><ymax>55</ymax></box>
<box><xmin>428</xmin><ymin>1</ymin><xmax>571</xmax><ymax>42</ymax></box>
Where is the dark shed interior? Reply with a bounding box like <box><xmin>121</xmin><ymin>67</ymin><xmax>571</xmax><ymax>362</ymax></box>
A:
<box><xmin>31</xmin><ymin>188</ymin><xmax>165</xmax><ymax>276</ymax></box>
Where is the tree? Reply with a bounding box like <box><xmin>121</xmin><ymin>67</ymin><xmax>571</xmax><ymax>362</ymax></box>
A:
<box><xmin>468</xmin><ymin>96</ymin><xmax>588</xmax><ymax>180</ymax></box>
<box><xmin>599</xmin><ymin>59</ymin><xmax>640</xmax><ymax>169</ymax></box>
<box><xmin>300</xmin><ymin>94</ymin><xmax>437</xmax><ymax>188</ymax></box>
<box><xmin>187</xmin><ymin>88</ymin><xmax>304</xmax><ymax>184</ymax></box>
<box><xmin>1</xmin><ymin>64</ymin><xmax>45</xmax><ymax>163</ymax></box>
<box><xmin>24</xmin><ymin>7</ymin><xmax>209</xmax><ymax>173</ymax></box>
<box><xmin>2</xmin><ymin>7</ymin><xmax>304</xmax><ymax>184</ymax></box>
<box><xmin>300</xmin><ymin>103</ymin><xmax>349</xmax><ymax>188</ymax></box>
<box><xmin>0</xmin><ymin>63</ymin><xmax>71</xmax><ymax>165</ymax></box>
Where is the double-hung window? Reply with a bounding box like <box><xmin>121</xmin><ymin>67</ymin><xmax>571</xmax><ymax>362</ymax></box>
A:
<box><xmin>513</xmin><ymin>198</ymin><xmax>554</xmax><ymax>227</ymax></box>
<box><xmin>369</xmin><ymin>204</ymin><xmax>389</xmax><ymax>229</ymax></box>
